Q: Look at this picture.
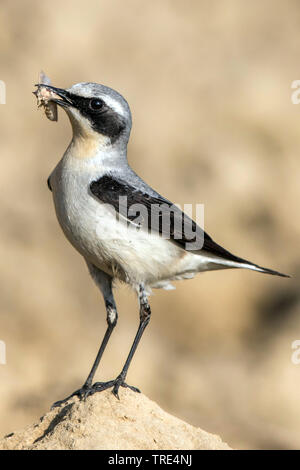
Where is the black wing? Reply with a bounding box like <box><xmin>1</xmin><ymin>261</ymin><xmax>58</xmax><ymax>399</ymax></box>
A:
<box><xmin>90</xmin><ymin>175</ymin><xmax>247</xmax><ymax>263</ymax></box>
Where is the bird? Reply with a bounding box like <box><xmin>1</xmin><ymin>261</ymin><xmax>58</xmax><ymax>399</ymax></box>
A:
<box><xmin>34</xmin><ymin>81</ymin><xmax>289</xmax><ymax>407</ymax></box>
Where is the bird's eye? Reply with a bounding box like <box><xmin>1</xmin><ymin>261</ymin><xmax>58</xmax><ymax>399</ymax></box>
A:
<box><xmin>89</xmin><ymin>98</ymin><xmax>104</xmax><ymax>111</ymax></box>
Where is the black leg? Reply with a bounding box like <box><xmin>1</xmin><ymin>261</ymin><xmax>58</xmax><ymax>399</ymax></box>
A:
<box><xmin>83</xmin><ymin>299</ymin><xmax>117</xmax><ymax>388</ymax></box>
<box><xmin>91</xmin><ymin>283</ymin><xmax>151</xmax><ymax>398</ymax></box>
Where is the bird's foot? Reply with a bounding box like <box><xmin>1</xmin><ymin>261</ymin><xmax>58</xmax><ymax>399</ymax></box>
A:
<box><xmin>51</xmin><ymin>376</ymin><xmax>140</xmax><ymax>408</ymax></box>
<box><xmin>51</xmin><ymin>384</ymin><xmax>94</xmax><ymax>409</ymax></box>
<box><xmin>91</xmin><ymin>375</ymin><xmax>141</xmax><ymax>400</ymax></box>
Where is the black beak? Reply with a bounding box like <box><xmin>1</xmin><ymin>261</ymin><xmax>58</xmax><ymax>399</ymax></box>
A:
<box><xmin>34</xmin><ymin>84</ymin><xmax>73</xmax><ymax>107</ymax></box>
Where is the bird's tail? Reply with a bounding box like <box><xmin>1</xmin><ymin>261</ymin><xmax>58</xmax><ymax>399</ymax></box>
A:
<box><xmin>199</xmin><ymin>234</ymin><xmax>290</xmax><ymax>277</ymax></box>
<box><xmin>205</xmin><ymin>250</ymin><xmax>290</xmax><ymax>278</ymax></box>
<box><xmin>236</xmin><ymin>260</ymin><xmax>290</xmax><ymax>278</ymax></box>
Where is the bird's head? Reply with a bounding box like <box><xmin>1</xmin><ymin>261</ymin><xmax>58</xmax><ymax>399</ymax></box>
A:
<box><xmin>37</xmin><ymin>82</ymin><xmax>132</xmax><ymax>155</ymax></box>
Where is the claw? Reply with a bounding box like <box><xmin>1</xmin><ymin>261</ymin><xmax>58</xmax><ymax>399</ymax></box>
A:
<box><xmin>51</xmin><ymin>384</ymin><xmax>92</xmax><ymax>409</ymax></box>
<box><xmin>122</xmin><ymin>383</ymin><xmax>141</xmax><ymax>393</ymax></box>
<box><xmin>112</xmin><ymin>387</ymin><xmax>120</xmax><ymax>400</ymax></box>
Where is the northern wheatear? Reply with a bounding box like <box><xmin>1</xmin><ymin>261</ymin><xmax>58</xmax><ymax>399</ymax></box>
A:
<box><xmin>34</xmin><ymin>79</ymin><xmax>288</xmax><ymax>407</ymax></box>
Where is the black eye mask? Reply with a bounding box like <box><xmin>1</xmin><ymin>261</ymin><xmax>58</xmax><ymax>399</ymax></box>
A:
<box><xmin>67</xmin><ymin>93</ymin><xmax>126</xmax><ymax>143</ymax></box>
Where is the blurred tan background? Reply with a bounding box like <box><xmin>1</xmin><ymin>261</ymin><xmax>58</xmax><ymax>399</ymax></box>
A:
<box><xmin>0</xmin><ymin>0</ymin><xmax>299</xmax><ymax>449</ymax></box>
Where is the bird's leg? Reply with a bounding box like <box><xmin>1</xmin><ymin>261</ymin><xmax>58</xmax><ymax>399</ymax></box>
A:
<box><xmin>52</xmin><ymin>267</ymin><xmax>117</xmax><ymax>408</ymax></box>
<box><xmin>91</xmin><ymin>284</ymin><xmax>151</xmax><ymax>398</ymax></box>
<box><xmin>83</xmin><ymin>299</ymin><xmax>118</xmax><ymax>390</ymax></box>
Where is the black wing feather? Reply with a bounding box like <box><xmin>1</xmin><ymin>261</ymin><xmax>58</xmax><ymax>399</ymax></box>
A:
<box><xmin>90</xmin><ymin>175</ymin><xmax>244</xmax><ymax>261</ymax></box>
<box><xmin>89</xmin><ymin>175</ymin><xmax>289</xmax><ymax>277</ymax></box>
